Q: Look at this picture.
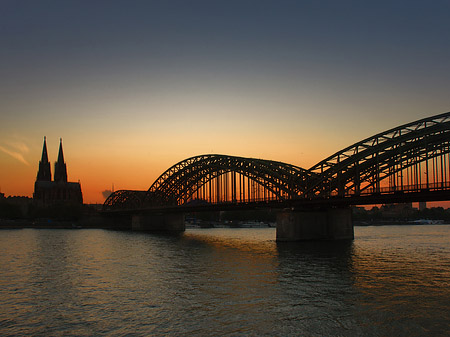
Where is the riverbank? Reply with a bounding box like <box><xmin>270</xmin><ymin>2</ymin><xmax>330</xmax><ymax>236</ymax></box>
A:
<box><xmin>0</xmin><ymin>216</ymin><xmax>111</xmax><ymax>229</ymax></box>
<box><xmin>2</xmin><ymin>218</ymin><xmax>448</xmax><ymax>230</ymax></box>
<box><xmin>354</xmin><ymin>219</ymin><xmax>447</xmax><ymax>226</ymax></box>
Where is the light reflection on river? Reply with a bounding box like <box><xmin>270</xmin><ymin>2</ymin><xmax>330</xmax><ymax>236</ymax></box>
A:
<box><xmin>0</xmin><ymin>226</ymin><xmax>449</xmax><ymax>336</ymax></box>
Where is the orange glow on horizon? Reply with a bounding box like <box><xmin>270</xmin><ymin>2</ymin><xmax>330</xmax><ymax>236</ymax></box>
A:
<box><xmin>1</xmin><ymin>132</ymin><xmax>335</xmax><ymax>204</ymax></box>
<box><xmin>2</xmin><ymin>122</ymin><xmax>450</xmax><ymax>209</ymax></box>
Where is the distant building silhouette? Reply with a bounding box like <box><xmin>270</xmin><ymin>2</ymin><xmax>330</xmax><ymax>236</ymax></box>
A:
<box><xmin>33</xmin><ymin>137</ymin><xmax>83</xmax><ymax>205</ymax></box>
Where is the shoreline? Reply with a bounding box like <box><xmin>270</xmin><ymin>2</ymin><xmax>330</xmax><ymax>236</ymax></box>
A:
<box><xmin>0</xmin><ymin>218</ymin><xmax>110</xmax><ymax>230</ymax></box>
<box><xmin>1</xmin><ymin>218</ymin><xmax>448</xmax><ymax>230</ymax></box>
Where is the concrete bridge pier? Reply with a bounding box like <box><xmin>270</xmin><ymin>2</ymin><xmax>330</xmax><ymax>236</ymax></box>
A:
<box><xmin>131</xmin><ymin>213</ymin><xmax>185</xmax><ymax>232</ymax></box>
<box><xmin>276</xmin><ymin>207</ymin><xmax>354</xmax><ymax>241</ymax></box>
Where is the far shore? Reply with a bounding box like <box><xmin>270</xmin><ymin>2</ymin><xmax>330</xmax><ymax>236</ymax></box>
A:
<box><xmin>1</xmin><ymin>218</ymin><xmax>448</xmax><ymax>230</ymax></box>
<box><xmin>0</xmin><ymin>218</ymin><xmax>110</xmax><ymax>230</ymax></box>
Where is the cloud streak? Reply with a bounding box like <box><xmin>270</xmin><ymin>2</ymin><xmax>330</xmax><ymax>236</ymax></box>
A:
<box><xmin>7</xmin><ymin>141</ymin><xmax>29</xmax><ymax>154</ymax></box>
<box><xmin>0</xmin><ymin>145</ymin><xmax>29</xmax><ymax>165</ymax></box>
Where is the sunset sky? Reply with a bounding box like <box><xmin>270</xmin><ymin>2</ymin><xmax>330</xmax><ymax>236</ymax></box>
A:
<box><xmin>1</xmin><ymin>1</ymin><xmax>450</xmax><ymax>204</ymax></box>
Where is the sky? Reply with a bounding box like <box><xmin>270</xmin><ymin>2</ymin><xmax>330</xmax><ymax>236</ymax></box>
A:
<box><xmin>1</xmin><ymin>0</ymin><xmax>450</xmax><ymax>204</ymax></box>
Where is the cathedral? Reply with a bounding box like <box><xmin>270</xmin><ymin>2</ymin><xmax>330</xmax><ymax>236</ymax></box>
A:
<box><xmin>33</xmin><ymin>137</ymin><xmax>83</xmax><ymax>205</ymax></box>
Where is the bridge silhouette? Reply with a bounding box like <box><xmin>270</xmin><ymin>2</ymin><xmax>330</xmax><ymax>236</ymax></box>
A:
<box><xmin>103</xmin><ymin>111</ymin><xmax>450</xmax><ymax>240</ymax></box>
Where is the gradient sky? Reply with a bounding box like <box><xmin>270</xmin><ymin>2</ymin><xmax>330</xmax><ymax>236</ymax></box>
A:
<box><xmin>1</xmin><ymin>0</ymin><xmax>450</xmax><ymax>203</ymax></box>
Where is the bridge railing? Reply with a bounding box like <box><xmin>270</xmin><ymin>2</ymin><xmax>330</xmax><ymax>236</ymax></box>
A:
<box><xmin>330</xmin><ymin>181</ymin><xmax>450</xmax><ymax>197</ymax></box>
<box><xmin>196</xmin><ymin>181</ymin><xmax>450</xmax><ymax>206</ymax></box>
<box><xmin>185</xmin><ymin>195</ymin><xmax>282</xmax><ymax>206</ymax></box>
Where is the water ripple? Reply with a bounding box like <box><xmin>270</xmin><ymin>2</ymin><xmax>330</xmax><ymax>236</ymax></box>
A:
<box><xmin>0</xmin><ymin>227</ymin><xmax>449</xmax><ymax>336</ymax></box>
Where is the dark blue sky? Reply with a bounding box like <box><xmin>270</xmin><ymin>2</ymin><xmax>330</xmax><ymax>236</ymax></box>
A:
<box><xmin>3</xmin><ymin>1</ymin><xmax>449</xmax><ymax>86</ymax></box>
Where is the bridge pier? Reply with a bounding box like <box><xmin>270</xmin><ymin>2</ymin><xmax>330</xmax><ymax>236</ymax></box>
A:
<box><xmin>276</xmin><ymin>207</ymin><xmax>354</xmax><ymax>241</ymax></box>
<box><xmin>131</xmin><ymin>213</ymin><xmax>185</xmax><ymax>232</ymax></box>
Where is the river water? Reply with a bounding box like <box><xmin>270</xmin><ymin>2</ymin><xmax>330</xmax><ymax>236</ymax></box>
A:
<box><xmin>1</xmin><ymin>225</ymin><xmax>449</xmax><ymax>336</ymax></box>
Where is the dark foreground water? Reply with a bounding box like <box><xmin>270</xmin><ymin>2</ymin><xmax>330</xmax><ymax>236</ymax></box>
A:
<box><xmin>1</xmin><ymin>226</ymin><xmax>449</xmax><ymax>336</ymax></box>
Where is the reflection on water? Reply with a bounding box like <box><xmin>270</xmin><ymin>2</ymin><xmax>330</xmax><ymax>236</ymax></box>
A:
<box><xmin>0</xmin><ymin>226</ymin><xmax>449</xmax><ymax>336</ymax></box>
<box><xmin>351</xmin><ymin>226</ymin><xmax>450</xmax><ymax>336</ymax></box>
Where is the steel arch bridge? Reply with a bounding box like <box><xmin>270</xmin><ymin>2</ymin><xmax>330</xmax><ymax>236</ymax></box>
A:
<box><xmin>104</xmin><ymin>111</ymin><xmax>450</xmax><ymax>211</ymax></box>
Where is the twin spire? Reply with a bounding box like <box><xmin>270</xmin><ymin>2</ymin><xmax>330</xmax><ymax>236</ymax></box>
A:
<box><xmin>37</xmin><ymin>137</ymin><xmax>51</xmax><ymax>181</ymax></box>
<box><xmin>40</xmin><ymin>136</ymin><xmax>49</xmax><ymax>163</ymax></box>
<box><xmin>54</xmin><ymin>138</ymin><xmax>67</xmax><ymax>182</ymax></box>
<box><xmin>36</xmin><ymin>137</ymin><xmax>68</xmax><ymax>183</ymax></box>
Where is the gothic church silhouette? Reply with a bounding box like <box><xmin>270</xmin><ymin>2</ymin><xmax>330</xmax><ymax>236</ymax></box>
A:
<box><xmin>33</xmin><ymin>137</ymin><xmax>83</xmax><ymax>205</ymax></box>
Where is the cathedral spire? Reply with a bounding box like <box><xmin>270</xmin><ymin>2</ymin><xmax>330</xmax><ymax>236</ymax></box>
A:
<box><xmin>54</xmin><ymin>138</ymin><xmax>68</xmax><ymax>182</ymax></box>
<box><xmin>41</xmin><ymin>136</ymin><xmax>49</xmax><ymax>162</ymax></box>
<box><xmin>57</xmin><ymin>138</ymin><xmax>65</xmax><ymax>163</ymax></box>
<box><xmin>36</xmin><ymin>136</ymin><xmax>51</xmax><ymax>181</ymax></box>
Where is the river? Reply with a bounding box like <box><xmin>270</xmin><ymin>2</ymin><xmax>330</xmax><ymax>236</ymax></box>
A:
<box><xmin>1</xmin><ymin>225</ymin><xmax>449</xmax><ymax>336</ymax></box>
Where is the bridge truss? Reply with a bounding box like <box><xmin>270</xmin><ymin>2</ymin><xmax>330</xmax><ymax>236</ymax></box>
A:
<box><xmin>104</xmin><ymin>111</ymin><xmax>450</xmax><ymax>211</ymax></box>
<box><xmin>308</xmin><ymin>112</ymin><xmax>450</xmax><ymax>197</ymax></box>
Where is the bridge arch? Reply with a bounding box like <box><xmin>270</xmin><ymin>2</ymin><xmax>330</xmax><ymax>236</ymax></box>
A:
<box><xmin>103</xmin><ymin>190</ymin><xmax>148</xmax><ymax>210</ymax></box>
<box><xmin>144</xmin><ymin>154</ymin><xmax>313</xmax><ymax>206</ymax></box>
<box><xmin>307</xmin><ymin>111</ymin><xmax>450</xmax><ymax>197</ymax></box>
<box><xmin>103</xmin><ymin>111</ymin><xmax>450</xmax><ymax>211</ymax></box>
